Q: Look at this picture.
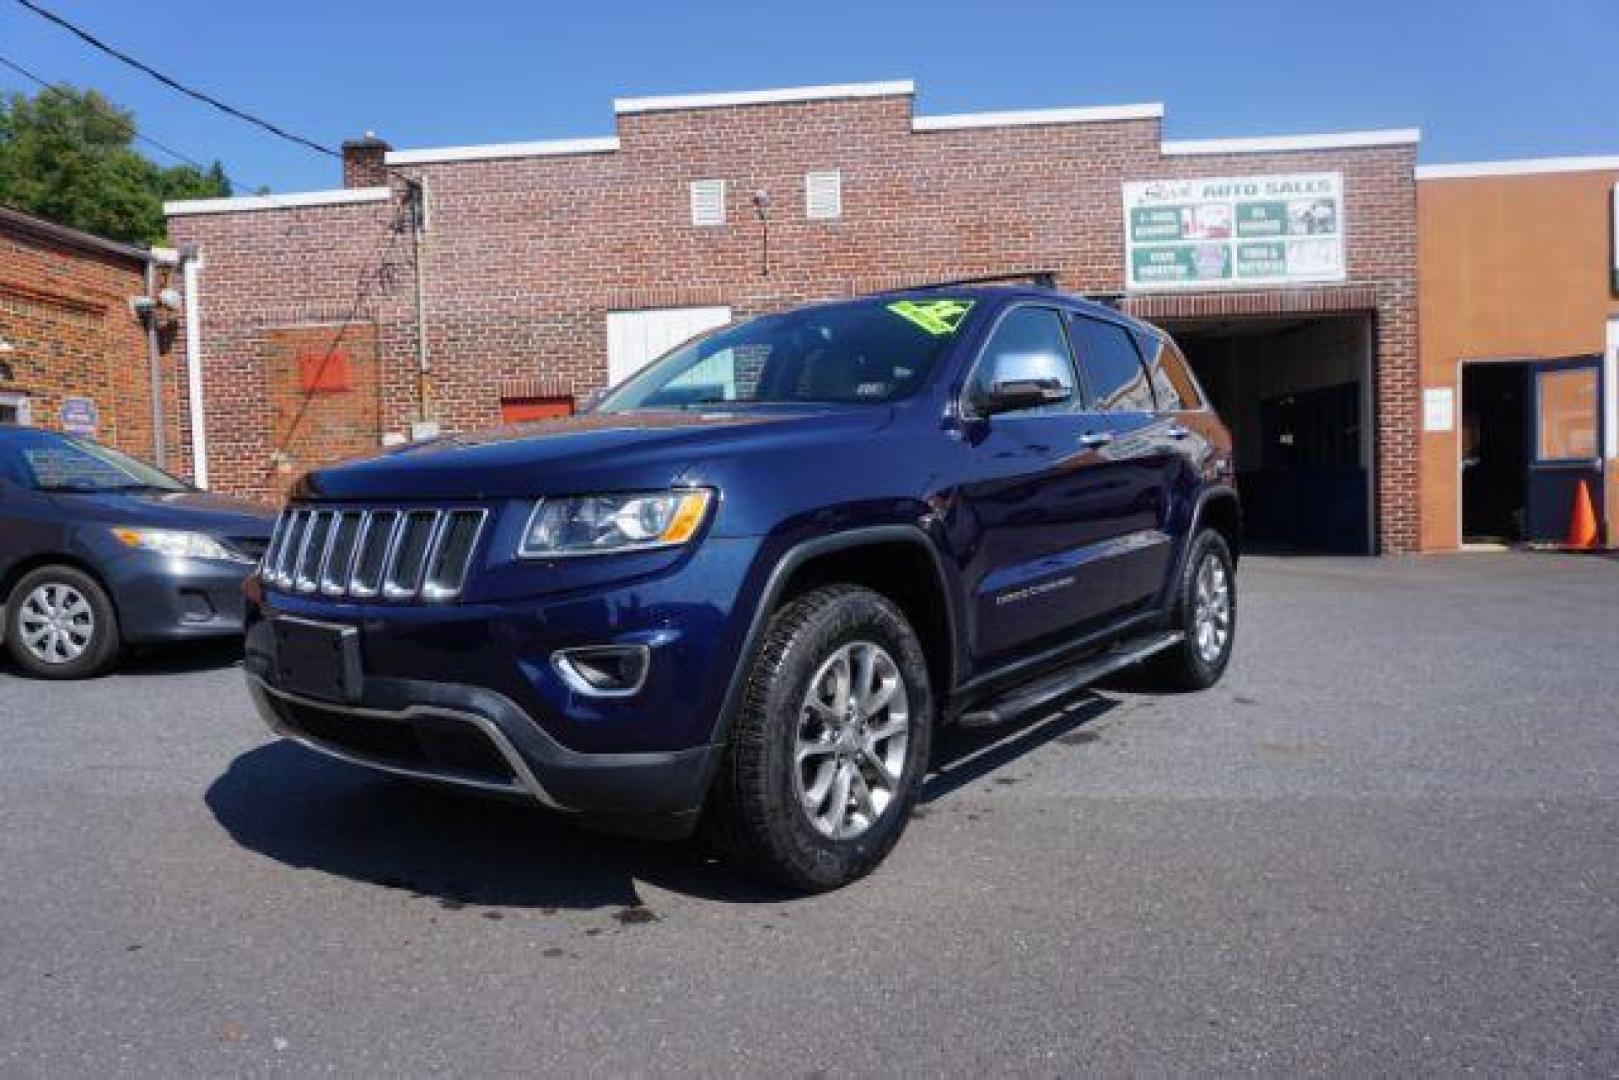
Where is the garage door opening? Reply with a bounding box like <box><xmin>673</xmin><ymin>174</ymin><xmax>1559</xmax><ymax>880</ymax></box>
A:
<box><xmin>1167</xmin><ymin>315</ymin><xmax>1375</xmax><ymax>554</ymax></box>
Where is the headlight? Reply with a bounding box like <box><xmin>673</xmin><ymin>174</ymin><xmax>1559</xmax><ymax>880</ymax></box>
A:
<box><xmin>518</xmin><ymin>489</ymin><xmax>713</xmax><ymax>558</ymax></box>
<box><xmin>111</xmin><ymin>527</ymin><xmax>251</xmax><ymax>563</ymax></box>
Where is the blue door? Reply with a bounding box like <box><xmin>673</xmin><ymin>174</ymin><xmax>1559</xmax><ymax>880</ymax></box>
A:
<box><xmin>1525</xmin><ymin>356</ymin><xmax>1603</xmax><ymax>543</ymax></box>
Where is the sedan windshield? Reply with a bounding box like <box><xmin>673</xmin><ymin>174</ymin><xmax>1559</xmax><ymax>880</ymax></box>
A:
<box><xmin>7</xmin><ymin>433</ymin><xmax>190</xmax><ymax>494</ymax></box>
<box><xmin>596</xmin><ymin>297</ymin><xmax>978</xmax><ymax>412</ymax></box>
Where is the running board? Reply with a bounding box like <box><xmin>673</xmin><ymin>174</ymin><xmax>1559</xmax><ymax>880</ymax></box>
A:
<box><xmin>957</xmin><ymin>630</ymin><xmax>1183</xmax><ymax>729</ymax></box>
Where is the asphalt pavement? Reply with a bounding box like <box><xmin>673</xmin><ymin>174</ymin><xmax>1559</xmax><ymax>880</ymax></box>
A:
<box><xmin>1</xmin><ymin>553</ymin><xmax>1616</xmax><ymax>1076</ymax></box>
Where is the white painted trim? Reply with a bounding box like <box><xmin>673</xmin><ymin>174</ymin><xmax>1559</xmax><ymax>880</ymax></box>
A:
<box><xmin>913</xmin><ymin>103</ymin><xmax>1164</xmax><ymax>131</ymax></box>
<box><xmin>614</xmin><ymin>80</ymin><xmax>914</xmax><ymax>114</ymax></box>
<box><xmin>1161</xmin><ymin>128</ymin><xmax>1421</xmax><ymax>156</ymax></box>
<box><xmin>385</xmin><ymin>137</ymin><xmax>620</xmax><ymax>166</ymax></box>
<box><xmin>1605</xmin><ymin>317</ymin><xmax>1618</xmax><ymax>462</ymax></box>
<box><xmin>1415</xmin><ymin>155</ymin><xmax>1619</xmax><ymax>180</ymax></box>
<box><xmin>181</xmin><ymin>254</ymin><xmax>209</xmax><ymax>490</ymax></box>
<box><xmin>164</xmin><ymin>187</ymin><xmax>391</xmax><ymax>217</ymax></box>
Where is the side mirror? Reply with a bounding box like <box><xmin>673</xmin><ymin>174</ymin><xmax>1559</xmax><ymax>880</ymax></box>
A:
<box><xmin>582</xmin><ymin>387</ymin><xmax>610</xmax><ymax>413</ymax></box>
<box><xmin>980</xmin><ymin>379</ymin><xmax>1071</xmax><ymax>416</ymax></box>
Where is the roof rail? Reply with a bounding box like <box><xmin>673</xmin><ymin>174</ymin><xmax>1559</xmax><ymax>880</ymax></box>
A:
<box><xmin>906</xmin><ymin>270</ymin><xmax>1059</xmax><ymax>291</ymax></box>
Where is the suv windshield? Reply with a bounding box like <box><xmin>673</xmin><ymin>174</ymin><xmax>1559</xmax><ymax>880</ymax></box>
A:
<box><xmin>597</xmin><ymin>297</ymin><xmax>978</xmax><ymax>412</ymax></box>
<box><xmin>6</xmin><ymin>433</ymin><xmax>190</xmax><ymax>494</ymax></box>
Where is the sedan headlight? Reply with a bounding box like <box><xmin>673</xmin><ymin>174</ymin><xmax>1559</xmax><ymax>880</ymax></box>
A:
<box><xmin>518</xmin><ymin>489</ymin><xmax>713</xmax><ymax>558</ymax></box>
<box><xmin>111</xmin><ymin>527</ymin><xmax>252</xmax><ymax>563</ymax></box>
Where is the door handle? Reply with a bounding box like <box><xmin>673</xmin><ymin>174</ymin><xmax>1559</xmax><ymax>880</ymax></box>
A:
<box><xmin>1079</xmin><ymin>431</ymin><xmax>1114</xmax><ymax>448</ymax></box>
<box><xmin>1166</xmin><ymin>423</ymin><xmax>1192</xmax><ymax>440</ymax></box>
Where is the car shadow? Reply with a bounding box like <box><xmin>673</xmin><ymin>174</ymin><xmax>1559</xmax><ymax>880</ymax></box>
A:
<box><xmin>0</xmin><ymin>637</ymin><xmax>244</xmax><ymax>680</ymax></box>
<box><xmin>204</xmin><ymin>691</ymin><xmax>1119</xmax><ymax>910</ymax></box>
<box><xmin>119</xmin><ymin>638</ymin><xmax>245</xmax><ymax>676</ymax></box>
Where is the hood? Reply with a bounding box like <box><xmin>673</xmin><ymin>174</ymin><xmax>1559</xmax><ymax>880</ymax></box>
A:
<box><xmin>52</xmin><ymin>488</ymin><xmax>277</xmax><ymax>534</ymax></box>
<box><xmin>296</xmin><ymin>406</ymin><xmax>894</xmax><ymax>501</ymax></box>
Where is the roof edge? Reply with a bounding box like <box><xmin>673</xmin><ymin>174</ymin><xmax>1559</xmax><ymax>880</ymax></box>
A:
<box><xmin>0</xmin><ymin>203</ymin><xmax>152</xmax><ymax>262</ymax></box>
<box><xmin>385</xmin><ymin>136</ymin><xmax>620</xmax><ymax>166</ymax></box>
<box><xmin>1415</xmin><ymin>154</ymin><xmax>1619</xmax><ymax>179</ymax></box>
<box><xmin>614</xmin><ymin>79</ymin><xmax>914</xmax><ymax>114</ymax></box>
<box><xmin>913</xmin><ymin>103</ymin><xmax>1164</xmax><ymax>131</ymax></box>
<box><xmin>1161</xmin><ymin>128</ymin><xmax>1421</xmax><ymax>155</ymax></box>
<box><xmin>164</xmin><ymin>187</ymin><xmax>391</xmax><ymax>217</ymax></box>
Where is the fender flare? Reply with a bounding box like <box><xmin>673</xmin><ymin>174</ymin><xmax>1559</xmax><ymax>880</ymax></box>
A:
<box><xmin>707</xmin><ymin>524</ymin><xmax>960</xmax><ymax>752</ymax></box>
<box><xmin>1174</xmin><ymin>485</ymin><xmax>1241</xmax><ymax>583</ymax></box>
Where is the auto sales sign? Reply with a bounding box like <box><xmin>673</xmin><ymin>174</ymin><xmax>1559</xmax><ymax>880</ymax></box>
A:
<box><xmin>1123</xmin><ymin>172</ymin><xmax>1345</xmax><ymax>290</ymax></box>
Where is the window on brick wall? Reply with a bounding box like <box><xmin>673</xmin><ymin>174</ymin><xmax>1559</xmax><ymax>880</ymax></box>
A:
<box><xmin>0</xmin><ymin>391</ymin><xmax>30</xmax><ymax>426</ymax></box>
<box><xmin>690</xmin><ymin>179</ymin><xmax>727</xmax><ymax>226</ymax></box>
<box><xmin>805</xmin><ymin>170</ymin><xmax>842</xmax><ymax>220</ymax></box>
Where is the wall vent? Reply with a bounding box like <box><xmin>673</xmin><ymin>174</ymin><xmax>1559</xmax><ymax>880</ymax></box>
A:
<box><xmin>690</xmin><ymin>179</ymin><xmax>727</xmax><ymax>226</ymax></box>
<box><xmin>805</xmin><ymin>170</ymin><xmax>842</xmax><ymax>220</ymax></box>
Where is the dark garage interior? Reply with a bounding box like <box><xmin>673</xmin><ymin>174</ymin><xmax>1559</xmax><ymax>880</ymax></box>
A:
<box><xmin>1170</xmin><ymin>315</ymin><xmax>1375</xmax><ymax>554</ymax></box>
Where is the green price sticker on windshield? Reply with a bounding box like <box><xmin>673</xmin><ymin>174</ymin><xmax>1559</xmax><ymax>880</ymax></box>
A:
<box><xmin>886</xmin><ymin>299</ymin><xmax>974</xmax><ymax>336</ymax></box>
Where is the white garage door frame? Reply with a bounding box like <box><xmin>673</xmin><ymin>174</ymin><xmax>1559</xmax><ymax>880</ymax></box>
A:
<box><xmin>606</xmin><ymin>306</ymin><xmax>733</xmax><ymax>388</ymax></box>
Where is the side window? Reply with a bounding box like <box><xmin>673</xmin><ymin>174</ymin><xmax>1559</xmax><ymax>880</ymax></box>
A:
<box><xmin>1071</xmin><ymin>316</ymin><xmax>1155</xmax><ymax>412</ymax></box>
<box><xmin>966</xmin><ymin>307</ymin><xmax>1078</xmax><ymax>415</ymax></box>
<box><xmin>1134</xmin><ymin>330</ymin><xmax>1204</xmax><ymax>411</ymax></box>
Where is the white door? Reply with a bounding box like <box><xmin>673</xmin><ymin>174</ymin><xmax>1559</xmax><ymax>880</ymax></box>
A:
<box><xmin>606</xmin><ymin>306</ymin><xmax>732</xmax><ymax>387</ymax></box>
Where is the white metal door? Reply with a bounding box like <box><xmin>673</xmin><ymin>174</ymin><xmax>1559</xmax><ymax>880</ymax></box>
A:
<box><xmin>606</xmin><ymin>306</ymin><xmax>732</xmax><ymax>387</ymax></box>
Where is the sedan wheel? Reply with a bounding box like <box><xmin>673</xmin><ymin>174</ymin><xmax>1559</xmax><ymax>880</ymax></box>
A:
<box><xmin>5</xmin><ymin>566</ymin><xmax>120</xmax><ymax>679</ymax></box>
<box><xmin>18</xmin><ymin>582</ymin><xmax>97</xmax><ymax>665</ymax></box>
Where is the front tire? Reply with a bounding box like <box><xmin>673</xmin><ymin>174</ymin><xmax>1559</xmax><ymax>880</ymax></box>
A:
<box><xmin>5</xmin><ymin>565</ymin><xmax>121</xmax><ymax>679</ymax></box>
<box><xmin>1148</xmin><ymin>530</ymin><xmax>1236</xmax><ymax>691</ymax></box>
<box><xmin>704</xmin><ymin>585</ymin><xmax>934</xmax><ymax>892</ymax></box>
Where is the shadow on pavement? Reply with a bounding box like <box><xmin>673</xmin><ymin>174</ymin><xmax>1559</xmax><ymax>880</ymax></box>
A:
<box><xmin>0</xmin><ymin>636</ymin><xmax>243</xmax><ymax>680</ymax></box>
<box><xmin>205</xmin><ymin>742</ymin><xmax>794</xmax><ymax>910</ymax></box>
<box><xmin>118</xmin><ymin>638</ymin><xmax>244</xmax><ymax>677</ymax></box>
<box><xmin>206</xmin><ymin>691</ymin><xmax>1118</xmax><ymax>910</ymax></box>
<box><xmin>924</xmin><ymin>693</ymin><xmax>1117</xmax><ymax>803</ymax></box>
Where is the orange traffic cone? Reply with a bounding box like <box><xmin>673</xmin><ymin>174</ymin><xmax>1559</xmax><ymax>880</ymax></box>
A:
<box><xmin>1565</xmin><ymin>479</ymin><xmax>1599</xmax><ymax>550</ymax></box>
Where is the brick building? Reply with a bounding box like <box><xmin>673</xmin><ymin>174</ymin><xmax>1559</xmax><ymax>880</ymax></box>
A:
<box><xmin>1416</xmin><ymin>156</ymin><xmax>1619</xmax><ymax>550</ymax></box>
<box><xmin>166</xmin><ymin>79</ymin><xmax>1423</xmax><ymax>552</ymax></box>
<box><xmin>0</xmin><ymin>205</ymin><xmax>186</xmax><ymax>464</ymax></box>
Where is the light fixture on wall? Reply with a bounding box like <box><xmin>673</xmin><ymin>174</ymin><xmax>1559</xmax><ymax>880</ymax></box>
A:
<box><xmin>0</xmin><ymin>335</ymin><xmax>14</xmax><ymax>352</ymax></box>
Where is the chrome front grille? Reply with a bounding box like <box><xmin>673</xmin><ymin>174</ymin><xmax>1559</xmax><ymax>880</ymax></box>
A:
<box><xmin>261</xmin><ymin>507</ymin><xmax>488</xmax><ymax>602</ymax></box>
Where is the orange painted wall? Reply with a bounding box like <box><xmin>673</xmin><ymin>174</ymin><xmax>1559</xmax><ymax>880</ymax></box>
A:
<box><xmin>1418</xmin><ymin>168</ymin><xmax>1619</xmax><ymax>549</ymax></box>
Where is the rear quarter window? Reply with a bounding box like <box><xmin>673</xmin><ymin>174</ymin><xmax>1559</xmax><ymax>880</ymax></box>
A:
<box><xmin>1134</xmin><ymin>330</ymin><xmax>1204</xmax><ymax>411</ymax></box>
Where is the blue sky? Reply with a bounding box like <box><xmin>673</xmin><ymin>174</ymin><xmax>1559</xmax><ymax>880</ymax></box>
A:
<box><xmin>3</xmin><ymin>0</ymin><xmax>1615</xmax><ymax>194</ymax></box>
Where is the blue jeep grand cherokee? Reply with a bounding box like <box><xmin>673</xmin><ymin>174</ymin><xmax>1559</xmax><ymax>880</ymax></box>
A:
<box><xmin>245</xmin><ymin>286</ymin><xmax>1238</xmax><ymax>890</ymax></box>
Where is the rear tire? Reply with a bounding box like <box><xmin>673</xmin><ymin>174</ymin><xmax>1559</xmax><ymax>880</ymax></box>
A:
<box><xmin>703</xmin><ymin>585</ymin><xmax>933</xmax><ymax>892</ymax></box>
<box><xmin>5</xmin><ymin>565</ymin><xmax>121</xmax><ymax>679</ymax></box>
<box><xmin>1147</xmin><ymin>530</ymin><xmax>1235</xmax><ymax>691</ymax></box>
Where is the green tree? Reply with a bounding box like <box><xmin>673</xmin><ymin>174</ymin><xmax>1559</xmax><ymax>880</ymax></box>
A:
<box><xmin>0</xmin><ymin>84</ymin><xmax>231</xmax><ymax>246</ymax></box>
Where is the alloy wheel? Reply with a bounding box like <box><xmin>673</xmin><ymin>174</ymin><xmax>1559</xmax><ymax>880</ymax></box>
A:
<box><xmin>1191</xmin><ymin>553</ymin><xmax>1232</xmax><ymax>665</ymax></box>
<box><xmin>793</xmin><ymin>640</ymin><xmax>910</xmax><ymax>840</ymax></box>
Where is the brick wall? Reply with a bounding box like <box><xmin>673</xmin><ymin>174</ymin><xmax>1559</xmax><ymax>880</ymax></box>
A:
<box><xmin>0</xmin><ymin>213</ymin><xmax>185</xmax><ymax>468</ymax></box>
<box><xmin>169</xmin><ymin>89</ymin><xmax>1420</xmax><ymax>550</ymax></box>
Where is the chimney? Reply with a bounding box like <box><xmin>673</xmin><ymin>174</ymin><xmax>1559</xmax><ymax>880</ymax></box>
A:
<box><xmin>341</xmin><ymin>132</ymin><xmax>391</xmax><ymax>188</ymax></box>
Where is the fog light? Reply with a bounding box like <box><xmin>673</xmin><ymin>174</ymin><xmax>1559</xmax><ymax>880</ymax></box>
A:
<box><xmin>552</xmin><ymin>645</ymin><xmax>650</xmax><ymax>697</ymax></box>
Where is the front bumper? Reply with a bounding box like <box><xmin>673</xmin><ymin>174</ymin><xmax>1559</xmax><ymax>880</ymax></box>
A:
<box><xmin>246</xmin><ymin>669</ymin><xmax>719</xmax><ymax>837</ymax></box>
<box><xmin>110</xmin><ymin>553</ymin><xmax>255</xmax><ymax>643</ymax></box>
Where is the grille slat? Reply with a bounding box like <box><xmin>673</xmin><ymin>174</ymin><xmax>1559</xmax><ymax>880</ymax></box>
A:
<box><xmin>260</xmin><ymin>506</ymin><xmax>485</xmax><ymax>602</ymax></box>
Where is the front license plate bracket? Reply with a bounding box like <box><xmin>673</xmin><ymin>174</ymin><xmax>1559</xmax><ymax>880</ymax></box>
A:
<box><xmin>271</xmin><ymin>617</ymin><xmax>363</xmax><ymax>704</ymax></box>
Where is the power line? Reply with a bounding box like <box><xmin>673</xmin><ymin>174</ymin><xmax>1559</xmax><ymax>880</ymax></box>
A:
<box><xmin>0</xmin><ymin>51</ymin><xmax>283</xmax><ymax>198</ymax></box>
<box><xmin>0</xmin><ymin>52</ymin><xmax>217</xmax><ymax>175</ymax></box>
<box><xmin>9</xmin><ymin>0</ymin><xmax>339</xmax><ymax>158</ymax></box>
